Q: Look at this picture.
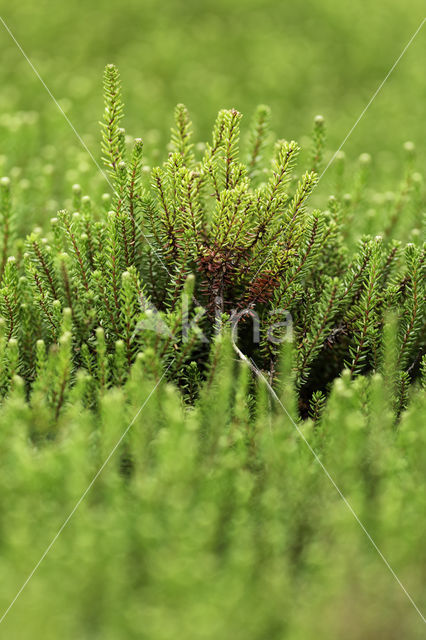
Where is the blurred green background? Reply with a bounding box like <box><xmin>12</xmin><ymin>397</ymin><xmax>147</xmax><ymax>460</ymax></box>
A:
<box><xmin>1</xmin><ymin>0</ymin><xmax>425</xmax><ymax>210</ymax></box>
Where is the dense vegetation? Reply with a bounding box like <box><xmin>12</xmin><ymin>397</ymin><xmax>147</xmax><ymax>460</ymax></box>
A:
<box><xmin>0</xmin><ymin>3</ymin><xmax>425</xmax><ymax>638</ymax></box>
<box><xmin>1</xmin><ymin>66</ymin><xmax>424</xmax><ymax>410</ymax></box>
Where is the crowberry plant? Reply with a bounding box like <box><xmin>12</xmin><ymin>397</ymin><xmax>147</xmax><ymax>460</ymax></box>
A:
<box><xmin>0</xmin><ymin>65</ymin><xmax>423</xmax><ymax>415</ymax></box>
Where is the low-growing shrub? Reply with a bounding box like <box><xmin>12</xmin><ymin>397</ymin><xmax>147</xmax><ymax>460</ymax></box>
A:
<box><xmin>0</xmin><ymin>65</ymin><xmax>424</xmax><ymax>418</ymax></box>
<box><xmin>0</xmin><ymin>65</ymin><xmax>424</xmax><ymax>638</ymax></box>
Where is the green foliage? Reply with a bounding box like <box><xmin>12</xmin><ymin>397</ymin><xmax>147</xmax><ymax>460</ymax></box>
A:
<box><xmin>0</xmin><ymin>65</ymin><xmax>424</xmax><ymax>417</ymax></box>
<box><xmin>0</xmin><ymin>340</ymin><xmax>425</xmax><ymax>638</ymax></box>
<box><xmin>0</xmin><ymin>62</ymin><xmax>424</xmax><ymax>639</ymax></box>
<box><xmin>101</xmin><ymin>63</ymin><xmax>124</xmax><ymax>182</ymax></box>
<box><xmin>310</xmin><ymin>114</ymin><xmax>326</xmax><ymax>173</ymax></box>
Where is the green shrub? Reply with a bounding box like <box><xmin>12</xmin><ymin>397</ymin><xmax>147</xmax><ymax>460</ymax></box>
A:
<box><xmin>0</xmin><ymin>66</ymin><xmax>424</xmax><ymax>417</ymax></box>
<box><xmin>0</xmin><ymin>64</ymin><xmax>424</xmax><ymax>638</ymax></box>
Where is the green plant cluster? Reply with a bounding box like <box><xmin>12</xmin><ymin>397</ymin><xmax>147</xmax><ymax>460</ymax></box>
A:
<box><xmin>0</xmin><ymin>337</ymin><xmax>425</xmax><ymax>638</ymax></box>
<box><xmin>0</xmin><ymin>65</ymin><xmax>424</xmax><ymax>638</ymax></box>
<box><xmin>0</xmin><ymin>66</ymin><xmax>424</xmax><ymax>417</ymax></box>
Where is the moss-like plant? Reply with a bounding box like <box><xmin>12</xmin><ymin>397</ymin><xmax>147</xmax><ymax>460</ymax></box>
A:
<box><xmin>0</xmin><ymin>65</ymin><xmax>424</xmax><ymax>418</ymax></box>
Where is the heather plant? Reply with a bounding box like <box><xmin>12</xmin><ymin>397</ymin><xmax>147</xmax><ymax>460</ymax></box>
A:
<box><xmin>0</xmin><ymin>65</ymin><xmax>424</xmax><ymax>417</ymax></box>
<box><xmin>0</xmin><ymin>61</ymin><xmax>425</xmax><ymax>640</ymax></box>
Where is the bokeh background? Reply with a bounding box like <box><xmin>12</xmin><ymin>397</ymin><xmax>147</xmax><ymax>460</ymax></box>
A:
<box><xmin>0</xmin><ymin>0</ymin><xmax>425</xmax><ymax>220</ymax></box>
